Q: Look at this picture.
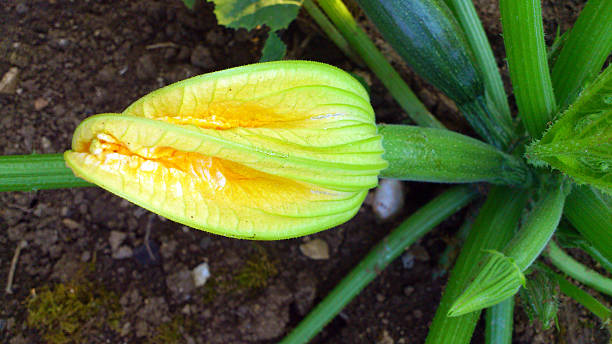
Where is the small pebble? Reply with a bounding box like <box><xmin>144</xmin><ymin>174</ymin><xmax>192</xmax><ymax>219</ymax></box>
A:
<box><xmin>109</xmin><ymin>231</ymin><xmax>127</xmax><ymax>251</ymax></box>
<box><xmin>15</xmin><ymin>2</ymin><xmax>28</xmax><ymax>14</ymax></box>
<box><xmin>403</xmin><ymin>286</ymin><xmax>415</xmax><ymax>297</ymax></box>
<box><xmin>401</xmin><ymin>252</ymin><xmax>414</xmax><ymax>269</ymax></box>
<box><xmin>372</xmin><ymin>179</ymin><xmax>405</xmax><ymax>221</ymax></box>
<box><xmin>192</xmin><ymin>262</ymin><xmax>210</xmax><ymax>287</ymax></box>
<box><xmin>34</xmin><ymin>97</ymin><xmax>49</xmax><ymax>111</ymax></box>
<box><xmin>81</xmin><ymin>250</ymin><xmax>91</xmax><ymax>262</ymax></box>
<box><xmin>299</xmin><ymin>238</ymin><xmax>330</xmax><ymax>260</ymax></box>
<box><xmin>112</xmin><ymin>245</ymin><xmax>133</xmax><ymax>259</ymax></box>
<box><xmin>0</xmin><ymin>67</ymin><xmax>19</xmax><ymax>94</ymax></box>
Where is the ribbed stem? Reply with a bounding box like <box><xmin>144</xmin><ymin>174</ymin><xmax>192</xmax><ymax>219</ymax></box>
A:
<box><xmin>316</xmin><ymin>0</ymin><xmax>444</xmax><ymax>129</ymax></box>
<box><xmin>449</xmin><ymin>179</ymin><xmax>567</xmax><ymax>316</ymax></box>
<box><xmin>564</xmin><ymin>186</ymin><xmax>612</xmax><ymax>265</ymax></box>
<box><xmin>280</xmin><ymin>185</ymin><xmax>478</xmax><ymax>344</ymax></box>
<box><xmin>378</xmin><ymin>124</ymin><xmax>530</xmax><ymax>186</ymax></box>
<box><xmin>548</xmin><ymin>241</ymin><xmax>612</xmax><ymax>297</ymax></box>
<box><xmin>551</xmin><ymin>0</ymin><xmax>612</xmax><ymax>109</ymax></box>
<box><xmin>302</xmin><ymin>0</ymin><xmax>363</xmax><ymax>66</ymax></box>
<box><xmin>0</xmin><ymin>154</ymin><xmax>91</xmax><ymax>191</ymax></box>
<box><xmin>444</xmin><ymin>0</ymin><xmax>512</xmax><ymax>124</ymax></box>
<box><xmin>499</xmin><ymin>0</ymin><xmax>556</xmax><ymax>138</ymax></box>
<box><xmin>485</xmin><ymin>298</ymin><xmax>514</xmax><ymax>344</ymax></box>
<box><xmin>504</xmin><ymin>181</ymin><xmax>567</xmax><ymax>270</ymax></box>
<box><xmin>426</xmin><ymin>186</ymin><xmax>529</xmax><ymax>344</ymax></box>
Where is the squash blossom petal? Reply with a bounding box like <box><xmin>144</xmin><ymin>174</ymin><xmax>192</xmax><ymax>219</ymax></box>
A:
<box><xmin>64</xmin><ymin>61</ymin><xmax>387</xmax><ymax>239</ymax></box>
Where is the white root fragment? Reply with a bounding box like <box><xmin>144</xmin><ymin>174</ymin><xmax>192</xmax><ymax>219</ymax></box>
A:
<box><xmin>5</xmin><ymin>240</ymin><xmax>28</xmax><ymax>294</ymax></box>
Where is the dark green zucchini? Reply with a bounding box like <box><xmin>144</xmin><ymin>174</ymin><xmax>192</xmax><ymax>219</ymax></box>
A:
<box><xmin>356</xmin><ymin>0</ymin><xmax>514</xmax><ymax>149</ymax></box>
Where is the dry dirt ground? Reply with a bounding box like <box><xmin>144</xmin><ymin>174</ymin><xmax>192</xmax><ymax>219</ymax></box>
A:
<box><xmin>0</xmin><ymin>0</ymin><xmax>609</xmax><ymax>343</ymax></box>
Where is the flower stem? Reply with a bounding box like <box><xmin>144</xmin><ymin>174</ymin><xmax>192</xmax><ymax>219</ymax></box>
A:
<box><xmin>0</xmin><ymin>154</ymin><xmax>91</xmax><ymax>191</ymax></box>
<box><xmin>377</xmin><ymin>124</ymin><xmax>530</xmax><ymax>186</ymax></box>
<box><xmin>280</xmin><ymin>185</ymin><xmax>478</xmax><ymax>344</ymax></box>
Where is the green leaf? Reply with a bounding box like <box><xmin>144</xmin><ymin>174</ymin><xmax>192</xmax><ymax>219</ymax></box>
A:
<box><xmin>182</xmin><ymin>0</ymin><xmax>197</xmax><ymax>10</ymax></box>
<box><xmin>211</xmin><ymin>0</ymin><xmax>303</xmax><ymax>31</ymax></box>
<box><xmin>527</xmin><ymin>66</ymin><xmax>612</xmax><ymax>194</ymax></box>
<box><xmin>259</xmin><ymin>32</ymin><xmax>286</xmax><ymax>62</ymax></box>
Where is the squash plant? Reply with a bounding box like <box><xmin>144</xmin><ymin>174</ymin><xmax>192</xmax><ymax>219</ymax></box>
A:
<box><xmin>1</xmin><ymin>0</ymin><xmax>611</xmax><ymax>343</ymax></box>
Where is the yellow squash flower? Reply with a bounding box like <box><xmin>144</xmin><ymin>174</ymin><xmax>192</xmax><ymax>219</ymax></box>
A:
<box><xmin>64</xmin><ymin>61</ymin><xmax>387</xmax><ymax>239</ymax></box>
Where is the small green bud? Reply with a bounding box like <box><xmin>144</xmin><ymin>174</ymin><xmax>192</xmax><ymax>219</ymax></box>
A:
<box><xmin>448</xmin><ymin>250</ymin><xmax>525</xmax><ymax>317</ymax></box>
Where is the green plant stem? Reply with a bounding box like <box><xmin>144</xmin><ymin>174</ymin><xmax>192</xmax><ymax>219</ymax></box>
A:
<box><xmin>499</xmin><ymin>0</ymin><xmax>556</xmax><ymax>138</ymax></box>
<box><xmin>504</xmin><ymin>181</ymin><xmax>567</xmax><ymax>269</ymax></box>
<box><xmin>377</xmin><ymin>124</ymin><xmax>530</xmax><ymax>185</ymax></box>
<box><xmin>485</xmin><ymin>297</ymin><xmax>514</xmax><ymax>344</ymax></box>
<box><xmin>302</xmin><ymin>0</ymin><xmax>363</xmax><ymax>66</ymax></box>
<box><xmin>551</xmin><ymin>0</ymin><xmax>612</xmax><ymax>109</ymax></box>
<box><xmin>548</xmin><ymin>241</ymin><xmax>612</xmax><ymax>297</ymax></box>
<box><xmin>0</xmin><ymin>154</ymin><xmax>91</xmax><ymax>191</ymax></box>
<box><xmin>316</xmin><ymin>0</ymin><xmax>444</xmax><ymax>129</ymax></box>
<box><xmin>448</xmin><ymin>179</ymin><xmax>567</xmax><ymax>316</ymax></box>
<box><xmin>544</xmin><ymin>266</ymin><xmax>611</xmax><ymax>324</ymax></box>
<box><xmin>583</xmin><ymin>246</ymin><xmax>612</xmax><ymax>274</ymax></box>
<box><xmin>426</xmin><ymin>186</ymin><xmax>529</xmax><ymax>344</ymax></box>
<box><xmin>280</xmin><ymin>185</ymin><xmax>478</xmax><ymax>344</ymax></box>
<box><xmin>444</xmin><ymin>0</ymin><xmax>512</xmax><ymax>122</ymax></box>
<box><xmin>564</xmin><ymin>185</ymin><xmax>612</xmax><ymax>265</ymax></box>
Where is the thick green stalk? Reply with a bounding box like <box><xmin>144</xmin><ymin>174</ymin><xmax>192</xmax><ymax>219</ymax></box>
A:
<box><xmin>378</xmin><ymin>124</ymin><xmax>530</xmax><ymax>185</ymax></box>
<box><xmin>504</xmin><ymin>182</ymin><xmax>567</xmax><ymax>269</ymax></box>
<box><xmin>485</xmin><ymin>298</ymin><xmax>514</xmax><ymax>344</ymax></box>
<box><xmin>316</xmin><ymin>0</ymin><xmax>444</xmax><ymax>129</ymax></box>
<box><xmin>280</xmin><ymin>185</ymin><xmax>478</xmax><ymax>344</ymax></box>
<box><xmin>545</xmin><ymin>266</ymin><xmax>611</xmax><ymax>324</ymax></box>
<box><xmin>499</xmin><ymin>0</ymin><xmax>556</xmax><ymax>138</ymax></box>
<box><xmin>426</xmin><ymin>186</ymin><xmax>529</xmax><ymax>344</ymax></box>
<box><xmin>548</xmin><ymin>241</ymin><xmax>612</xmax><ymax>297</ymax></box>
<box><xmin>551</xmin><ymin>0</ymin><xmax>612</xmax><ymax>109</ymax></box>
<box><xmin>564</xmin><ymin>186</ymin><xmax>612</xmax><ymax>265</ymax></box>
<box><xmin>0</xmin><ymin>154</ymin><xmax>91</xmax><ymax>191</ymax></box>
<box><xmin>444</xmin><ymin>0</ymin><xmax>512</xmax><ymax>122</ymax></box>
<box><xmin>449</xmin><ymin>179</ymin><xmax>567</xmax><ymax>316</ymax></box>
<box><xmin>302</xmin><ymin>0</ymin><xmax>363</xmax><ymax>66</ymax></box>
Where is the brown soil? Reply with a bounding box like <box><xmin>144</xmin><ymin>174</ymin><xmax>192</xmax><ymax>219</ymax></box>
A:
<box><xmin>0</xmin><ymin>1</ymin><xmax>608</xmax><ymax>344</ymax></box>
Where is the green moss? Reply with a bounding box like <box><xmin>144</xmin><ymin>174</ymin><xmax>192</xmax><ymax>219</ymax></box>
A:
<box><xmin>199</xmin><ymin>245</ymin><xmax>278</xmax><ymax>304</ymax></box>
<box><xmin>26</xmin><ymin>266</ymin><xmax>122</xmax><ymax>344</ymax></box>
<box><xmin>234</xmin><ymin>246</ymin><xmax>278</xmax><ymax>291</ymax></box>
<box><xmin>150</xmin><ymin>316</ymin><xmax>192</xmax><ymax>344</ymax></box>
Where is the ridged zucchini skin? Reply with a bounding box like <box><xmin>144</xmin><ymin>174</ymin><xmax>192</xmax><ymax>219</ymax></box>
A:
<box><xmin>357</xmin><ymin>0</ymin><xmax>513</xmax><ymax>148</ymax></box>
